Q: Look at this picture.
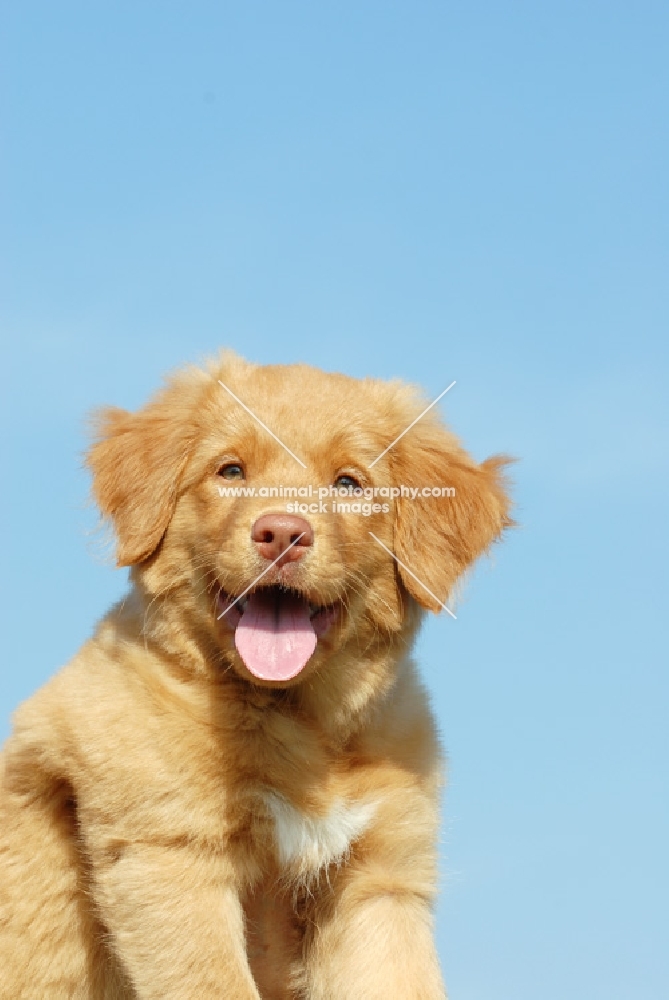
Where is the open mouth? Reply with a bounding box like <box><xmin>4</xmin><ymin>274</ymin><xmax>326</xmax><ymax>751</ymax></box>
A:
<box><xmin>217</xmin><ymin>585</ymin><xmax>339</xmax><ymax>682</ymax></box>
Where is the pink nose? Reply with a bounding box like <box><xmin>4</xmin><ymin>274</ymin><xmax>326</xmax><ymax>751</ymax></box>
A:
<box><xmin>251</xmin><ymin>514</ymin><xmax>314</xmax><ymax>565</ymax></box>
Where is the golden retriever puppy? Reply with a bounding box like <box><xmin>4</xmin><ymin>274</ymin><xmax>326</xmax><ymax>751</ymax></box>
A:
<box><xmin>0</xmin><ymin>352</ymin><xmax>511</xmax><ymax>999</ymax></box>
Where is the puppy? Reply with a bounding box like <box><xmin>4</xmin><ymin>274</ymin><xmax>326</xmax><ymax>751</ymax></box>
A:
<box><xmin>0</xmin><ymin>353</ymin><xmax>511</xmax><ymax>999</ymax></box>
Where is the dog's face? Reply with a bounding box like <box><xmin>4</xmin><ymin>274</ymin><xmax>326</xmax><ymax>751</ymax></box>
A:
<box><xmin>87</xmin><ymin>353</ymin><xmax>511</xmax><ymax>688</ymax></box>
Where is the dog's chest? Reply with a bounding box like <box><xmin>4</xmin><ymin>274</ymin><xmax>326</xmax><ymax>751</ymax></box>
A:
<box><xmin>259</xmin><ymin>790</ymin><xmax>376</xmax><ymax>876</ymax></box>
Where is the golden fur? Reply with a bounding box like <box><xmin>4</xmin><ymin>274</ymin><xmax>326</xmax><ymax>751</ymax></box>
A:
<box><xmin>0</xmin><ymin>353</ymin><xmax>512</xmax><ymax>999</ymax></box>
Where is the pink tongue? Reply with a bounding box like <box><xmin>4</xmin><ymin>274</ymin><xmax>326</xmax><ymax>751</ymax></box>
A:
<box><xmin>235</xmin><ymin>591</ymin><xmax>317</xmax><ymax>681</ymax></box>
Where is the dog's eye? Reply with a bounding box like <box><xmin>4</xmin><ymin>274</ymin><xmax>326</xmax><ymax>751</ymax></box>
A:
<box><xmin>217</xmin><ymin>463</ymin><xmax>245</xmax><ymax>480</ymax></box>
<box><xmin>333</xmin><ymin>474</ymin><xmax>362</xmax><ymax>490</ymax></box>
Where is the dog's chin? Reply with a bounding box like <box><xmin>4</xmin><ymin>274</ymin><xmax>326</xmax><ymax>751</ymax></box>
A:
<box><xmin>215</xmin><ymin>584</ymin><xmax>341</xmax><ymax>687</ymax></box>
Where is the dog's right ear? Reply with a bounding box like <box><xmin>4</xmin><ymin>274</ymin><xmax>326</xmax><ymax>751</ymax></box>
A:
<box><xmin>86</xmin><ymin>403</ymin><xmax>193</xmax><ymax>567</ymax></box>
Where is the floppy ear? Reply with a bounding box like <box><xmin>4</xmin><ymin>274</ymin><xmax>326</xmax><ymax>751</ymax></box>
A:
<box><xmin>392</xmin><ymin>423</ymin><xmax>513</xmax><ymax>612</ymax></box>
<box><xmin>86</xmin><ymin>403</ymin><xmax>193</xmax><ymax>567</ymax></box>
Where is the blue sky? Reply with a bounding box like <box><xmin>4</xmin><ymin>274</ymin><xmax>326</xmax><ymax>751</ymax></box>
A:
<box><xmin>2</xmin><ymin>3</ymin><xmax>668</xmax><ymax>997</ymax></box>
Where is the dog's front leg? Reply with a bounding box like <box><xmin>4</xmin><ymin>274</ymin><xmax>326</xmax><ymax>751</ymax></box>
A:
<box><xmin>94</xmin><ymin>841</ymin><xmax>261</xmax><ymax>1000</ymax></box>
<box><xmin>305</xmin><ymin>882</ymin><xmax>446</xmax><ymax>1000</ymax></box>
<box><xmin>302</xmin><ymin>781</ymin><xmax>447</xmax><ymax>1000</ymax></box>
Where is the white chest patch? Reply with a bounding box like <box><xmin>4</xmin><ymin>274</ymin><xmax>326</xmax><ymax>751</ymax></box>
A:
<box><xmin>261</xmin><ymin>791</ymin><xmax>377</xmax><ymax>875</ymax></box>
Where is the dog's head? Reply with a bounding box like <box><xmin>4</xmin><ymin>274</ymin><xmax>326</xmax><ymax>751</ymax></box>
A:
<box><xmin>86</xmin><ymin>353</ymin><xmax>512</xmax><ymax>689</ymax></box>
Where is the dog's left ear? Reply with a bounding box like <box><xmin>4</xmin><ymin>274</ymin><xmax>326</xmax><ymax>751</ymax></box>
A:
<box><xmin>392</xmin><ymin>421</ymin><xmax>513</xmax><ymax>612</ymax></box>
<box><xmin>86</xmin><ymin>397</ymin><xmax>194</xmax><ymax>567</ymax></box>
